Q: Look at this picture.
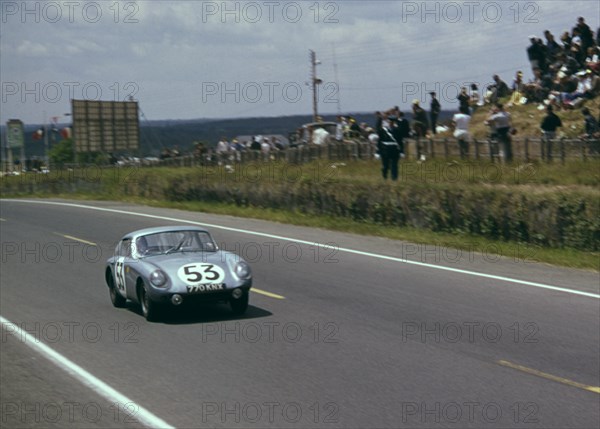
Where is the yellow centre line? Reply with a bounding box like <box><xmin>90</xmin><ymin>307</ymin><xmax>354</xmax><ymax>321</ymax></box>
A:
<box><xmin>497</xmin><ymin>360</ymin><xmax>600</xmax><ymax>394</ymax></box>
<box><xmin>54</xmin><ymin>232</ymin><xmax>97</xmax><ymax>246</ymax></box>
<box><xmin>251</xmin><ymin>288</ymin><xmax>285</xmax><ymax>300</ymax></box>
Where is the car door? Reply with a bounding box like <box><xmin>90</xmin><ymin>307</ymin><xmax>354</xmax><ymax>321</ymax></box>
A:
<box><xmin>113</xmin><ymin>238</ymin><xmax>131</xmax><ymax>297</ymax></box>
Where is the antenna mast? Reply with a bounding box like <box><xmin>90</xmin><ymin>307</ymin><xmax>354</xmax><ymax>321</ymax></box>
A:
<box><xmin>310</xmin><ymin>50</ymin><xmax>322</xmax><ymax>122</ymax></box>
<box><xmin>332</xmin><ymin>43</ymin><xmax>341</xmax><ymax>114</ymax></box>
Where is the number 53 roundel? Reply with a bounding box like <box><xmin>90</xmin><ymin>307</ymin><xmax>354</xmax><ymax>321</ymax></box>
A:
<box><xmin>177</xmin><ymin>263</ymin><xmax>226</xmax><ymax>285</ymax></box>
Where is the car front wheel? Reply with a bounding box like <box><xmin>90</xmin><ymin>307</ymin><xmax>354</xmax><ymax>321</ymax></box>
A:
<box><xmin>139</xmin><ymin>283</ymin><xmax>161</xmax><ymax>322</ymax></box>
<box><xmin>230</xmin><ymin>292</ymin><xmax>249</xmax><ymax>315</ymax></box>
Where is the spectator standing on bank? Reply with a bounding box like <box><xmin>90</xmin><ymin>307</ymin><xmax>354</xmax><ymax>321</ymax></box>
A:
<box><xmin>312</xmin><ymin>126</ymin><xmax>330</xmax><ymax>145</ymax></box>
<box><xmin>510</xmin><ymin>70</ymin><xmax>526</xmax><ymax>105</ymax></box>
<box><xmin>581</xmin><ymin>107</ymin><xmax>599</xmax><ymax>138</ymax></box>
<box><xmin>429</xmin><ymin>92</ymin><xmax>441</xmax><ymax>135</ymax></box>
<box><xmin>452</xmin><ymin>106</ymin><xmax>471</xmax><ymax>159</ymax></box>
<box><xmin>377</xmin><ymin>113</ymin><xmax>401</xmax><ymax>181</ymax></box>
<box><xmin>349</xmin><ymin>118</ymin><xmax>361</xmax><ymax>138</ymax></box>
<box><xmin>250</xmin><ymin>136</ymin><xmax>262</xmax><ymax>151</ymax></box>
<box><xmin>470</xmin><ymin>84</ymin><xmax>480</xmax><ymax>112</ymax></box>
<box><xmin>335</xmin><ymin>115</ymin><xmax>345</xmax><ymax>142</ymax></box>
<box><xmin>527</xmin><ymin>36</ymin><xmax>546</xmax><ymax>74</ymax></box>
<box><xmin>487</xmin><ymin>103</ymin><xmax>513</xmax><ymax>162</ymax></box>
<box><xmin>375</xmin><ymin>111</ymin><xmax>383</xmax><ymax>131</ymax></box>
<box><xmin>457</xmin><ymin>87</ymin><xmax>470</xmax><ymax>114</ymax></box>
<box><xmin>412</xmin><ymin>100</ymin><xmax>429</xmax><ymax>160</ymax></box>
<box><xmin>540</xmin><ymin>105</ymin><xmax>562</xmax><ymax>161</ymax></box>
<box><xmin>487</xmin><ymin>74</ymin><xmax>510</xmax><ymax>104</ymax></box>
<box><xmin>216</xmin><ymin>137</ymin><xmax>229</xmax><ymax>165</ymax></box>
<box><xmin>260</xmin><ymin>137</ymin><xmax>271</xmax><ymax>160</ymax></box>
<box><xmin>544</xmin><ymin>30</ymin><xmax>562</xmax><ymax>63</ymax></box>
<box><xmin>574</xmin><ymin>17</ymin><xmax>594</xmax><ymax>54</ymax></box>
<box><xmin>561</xmin><ymin>31</ymin><xmax>572</xmax><ymax>51</ymax></box>
<box><xmin>412</xmin><ymin>100</ymin><xmax>429</xmax><ymax>137</ymax></box>
<box><xmin>391</xmin><ymin>110</ymin><xmax>410</xmax><ymax>156</ymax></box>
<box><xmin>582</xmin><ymin>107</ymin><xmax>600</xmax><ymax>154</ymax></box>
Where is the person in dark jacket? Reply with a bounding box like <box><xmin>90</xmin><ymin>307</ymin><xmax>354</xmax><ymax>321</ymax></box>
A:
<box><xmin>429</xmin><ymin>92</ymin><xmax>441</xmax><ymax>135</ymax></box>
<box><xmin>457</xmin><ymin>87</ymin><xmax>470</xmax><ymax>114</ymax></box>
<box><xmin>377</xmin><ymin>113</ymin><xmax>401</xmax><ymax>181</ymax></box>
<box><xmin>581</xmin><ymin>107</ymin><xmax>599</xmax><ymax>138</ymax></box>
<box><xmin>540</xmin><ymin>105</ymin><xmax>562</xmax><ymax>161</ymax></box>
<box><xmin>391</xmin><ymin>111</ymin><xmax>410</xmax><ymax>156</ymax></box>
<box><xmin>412</xmin><ymin>100</ymin><xmax>429</xmax><ymax>159</ymax></box>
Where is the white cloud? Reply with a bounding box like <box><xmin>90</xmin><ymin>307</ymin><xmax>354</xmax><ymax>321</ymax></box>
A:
<box><xmin>15</xmin><ymin>40</ymin><xmax>50</xmax><ymax>57</ymax></box>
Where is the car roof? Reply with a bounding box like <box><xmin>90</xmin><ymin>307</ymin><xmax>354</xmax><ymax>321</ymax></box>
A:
<box><xmin>302</xmin><ymin>122</ymin><xmax>337</xmax><ymax>127</ymax></box>
<box><xmin>122</xmin><ymin>226</ymin><xmax>211</xmax><ymax>240</ymax></box>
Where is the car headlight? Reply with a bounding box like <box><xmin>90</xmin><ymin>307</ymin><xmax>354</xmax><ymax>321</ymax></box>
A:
<box><xmin>150</xmin><ymin>270</ymin><xmax>167</xmax><ymax>287</ymax></box>
<box><xmin>234</xmin><ymin>261</ymin><xmax>251</xmax><ymax>279</ymax></box>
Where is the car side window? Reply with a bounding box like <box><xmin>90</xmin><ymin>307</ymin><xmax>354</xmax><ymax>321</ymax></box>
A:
<box><xmin>117</xmin><ymin>239</ymin><xmax>132</xmax><ymax>257</ymax></box>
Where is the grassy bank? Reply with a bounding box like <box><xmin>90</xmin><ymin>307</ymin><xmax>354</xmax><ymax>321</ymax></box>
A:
<box><xmin>1</xmin><ymin>158</ymin><xmax>599</xmax><ymax>270</ymax></box>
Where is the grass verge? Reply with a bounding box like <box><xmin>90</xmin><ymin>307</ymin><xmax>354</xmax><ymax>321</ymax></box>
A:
<box><xmin>2</xmin><ymin>158</ymin><xmax>598</xmax><ymax>270</ymax></box>
<box><xmin>3</xmin><ymin>192</ymin><xmax>597</xmax><ymax>271</ymax></box>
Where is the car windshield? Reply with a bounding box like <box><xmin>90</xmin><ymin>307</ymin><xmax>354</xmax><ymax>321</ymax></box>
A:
<box><xmin>135</xmin><ymin>231</ymin><xmax>217</xmax><ymax>257</ymax></box>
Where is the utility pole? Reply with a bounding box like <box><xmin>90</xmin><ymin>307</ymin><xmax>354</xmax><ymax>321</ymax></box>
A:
<box><xmin>310</xmin><ymin>50</ymin><xmax>322</xmax><ymax>122</ymax></box>
<box><xmin>43</xmin><ymin>111</ymin><xmax>49</xmax><ymax>167</ymax></box>
<box><xmin>332</xmin><ymin>43</ymin><xmax>341</xmax><ymax>115</ymax></box>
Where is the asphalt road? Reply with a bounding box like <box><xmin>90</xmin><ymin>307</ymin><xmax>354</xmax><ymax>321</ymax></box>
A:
<box><xmin>1</xmin><ymin>199</ymin><xmax>599</xmax><ymax>429</ymax></box>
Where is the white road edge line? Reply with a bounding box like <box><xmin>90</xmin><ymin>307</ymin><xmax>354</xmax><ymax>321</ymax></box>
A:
<box><xmin>3</xmin><ymin>199</ymin><xmax>599</xmax><ymax>299</ymax></box>
<box><xmin>0</xmin><ymin>315</ymin><xmax>175</xmax><ymax>429</ymax></box>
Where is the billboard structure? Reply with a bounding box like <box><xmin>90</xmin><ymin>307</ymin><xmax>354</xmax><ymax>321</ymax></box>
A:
<box><xmin>3</xmin><ymin>119</ymin><xmax>25</xmax><ymax>171</ymax></box>
<box><xmin>6</xmin><ymin>119</ymin><xmax>25</xmax><ymax>149</ymax></box>
<box><xmin>71</xmin><ymin>99</ymin><xmax>139</xmax><ymax>154</ymax></box>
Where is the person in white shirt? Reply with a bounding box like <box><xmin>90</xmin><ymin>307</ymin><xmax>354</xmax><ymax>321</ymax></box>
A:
<box><xmin>335</xmin><ymin>116</ymin><xmax>346</xmax><ymax>142</ymax></box>
<box><xmin>367</xmin><ymin>127</ymin><xmax>379</xmax><ymax>158</ymax></box>
<box><xmin>260</xmin><ymin>138</ymin><xmax>271</xmax><ymax>153</ymax></box>
<box><xmin>452</xmin><ymin>106</ymin><xmax>471</xmax><ymax>159</ymax></box>
<box><xmin>487</xmin><ymin>103</ymin><xmax>513</xmax><ymax>162</ymax></box>
<box><xmin>312</xmin><ymin>127</ymin><xmax>330</xmax><ymax>145</ymax></box>
<box><xmin>215</xmin><ymin>137</ymin><xmax>229</xmax><ymax>165</ymax></box>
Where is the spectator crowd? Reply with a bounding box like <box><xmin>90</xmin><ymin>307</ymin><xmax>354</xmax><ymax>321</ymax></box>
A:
<box><xmin>169</xmin><ymin>16</ymin><xmax>599</xmax><ymax>172</ymax></box>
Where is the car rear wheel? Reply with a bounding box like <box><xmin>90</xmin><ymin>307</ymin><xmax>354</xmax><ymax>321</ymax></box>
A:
<box><xmin>139</xmin><ymin>283</ymin><xmax>161</xmax><ymax>322</ymax></box>
<box><xmin>230</xmin><ymin>292</ymin><xmax>249</xmax><ymax>315</ymax></box>
<box><xmin>107</xmin><ymin>272</ymin><xmax>126</xmax><ymax>308</ymax></box>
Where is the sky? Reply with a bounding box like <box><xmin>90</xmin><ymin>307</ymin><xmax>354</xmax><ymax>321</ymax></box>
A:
<box><xmin>1</xmin><ymin>0</ymin><xmax>599</xmax><ymax>125</ymax></box>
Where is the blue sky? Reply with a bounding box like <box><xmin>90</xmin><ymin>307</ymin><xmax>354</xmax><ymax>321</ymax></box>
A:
<box><xmin>2</xmin><ymin>1</ymin><xmax>599</xmax><ymax>124</ymax></box>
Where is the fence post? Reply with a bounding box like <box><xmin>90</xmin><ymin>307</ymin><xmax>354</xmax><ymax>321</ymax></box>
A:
<box><xmin>540</xmin><ymin>137</ymin><xmax>545</xmax><ymax>161</ymax></box>
<box><xmin>443</xmin><ymin>138</ymin><xmax>448</xmax><ymax>159</ymax></box>
<box><xmin>524</xmin><ymin>137</ymin><xmax>529</xmax><ymax>162</ymax></box>
<box><xmin>474</xmin><ymin>138</ymin><xmax>480</xmax><ymax>160</ymax></box>
<box><xmin>560</xmin><ymin>137</ymin><xmax>565</xmax><ymax>165</ymax></box>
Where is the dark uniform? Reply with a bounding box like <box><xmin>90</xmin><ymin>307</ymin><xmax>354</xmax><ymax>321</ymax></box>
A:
<box><xmin>430</xmin><ymin>95</ymin><xmax>441</xmax><ymax>134</ymax></box>
<box><xmin>377</xmin><ymin>125</ymin><xmax>401</xmax><ymax>181</ymax></box>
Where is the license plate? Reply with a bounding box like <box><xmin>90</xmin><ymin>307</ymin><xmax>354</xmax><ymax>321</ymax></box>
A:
<box><xmin>186</xmin><ymin>283</ymin><xmax>225</xmax><ymax>293</ymax></box>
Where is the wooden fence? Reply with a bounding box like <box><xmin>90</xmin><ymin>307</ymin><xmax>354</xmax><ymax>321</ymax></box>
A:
<box><xmin>151</xmin><ymin>136</ymin><xmax>600</xmax><ymax>168</ymax></box>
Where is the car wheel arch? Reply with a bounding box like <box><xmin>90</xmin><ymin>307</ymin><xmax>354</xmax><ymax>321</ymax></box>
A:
<box><xmin>105</xmin><ymin>267</ymin><xmax>114</xmax><ymax>287</ymax></box>
<box><xmin>135</xmin><ymin>277</ymin><xmax>145</xmax><ymax>303</ymax></box>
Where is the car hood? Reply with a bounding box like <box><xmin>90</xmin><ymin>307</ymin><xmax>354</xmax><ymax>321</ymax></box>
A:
<box><xmin>141</xmin><ymin>251</ymin><xmax>238</xmax><ymax>273</ymax></box>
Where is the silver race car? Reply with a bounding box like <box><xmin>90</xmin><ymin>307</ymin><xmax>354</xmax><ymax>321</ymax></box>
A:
<box><xmin>105</xmin><ymin>226</ymin><xmax>252</xmax><ymax>321</ymax></box>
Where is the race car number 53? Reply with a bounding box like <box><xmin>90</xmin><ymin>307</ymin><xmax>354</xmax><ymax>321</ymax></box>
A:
<box><xmin>177</xmin><ymin>263</ymin><xmax>226</xmax><ymax>285</ymax></box>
